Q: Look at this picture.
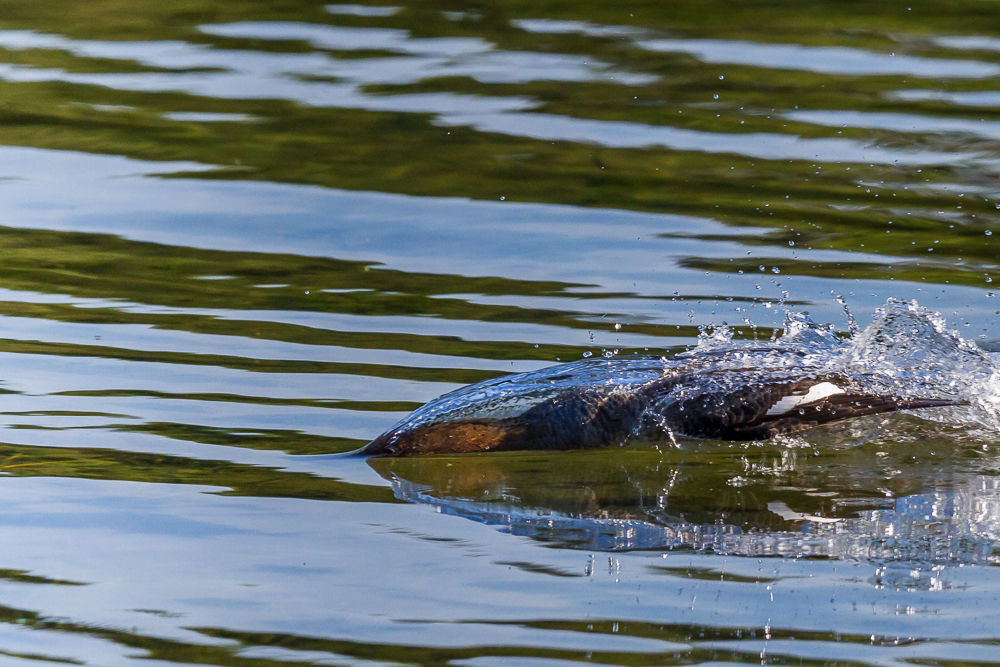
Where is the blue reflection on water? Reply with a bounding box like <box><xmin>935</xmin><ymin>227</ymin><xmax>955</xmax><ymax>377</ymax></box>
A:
<box><xmin>515</xmin><ymin>18</ymin><xmax>1000</xmax><ymax>78</ymax></box>
<box><xmin>786</xmin><ymin>109</ymin><xmax>1000</xmax><ymax>140</ymax></box>
<box><xmin>326</xmin><ymin>3</ymin><xmax>402</xmax><ymax>17</ymax></box>
<box><xmin>636</xmin><ymin>39</ymin><xmax>1000</xmax><ymax>78</ymax></box>
<box><xmin>435</xmin><ymin>111</ymin><xmax>979</xmax><ymax>165</ymax></box>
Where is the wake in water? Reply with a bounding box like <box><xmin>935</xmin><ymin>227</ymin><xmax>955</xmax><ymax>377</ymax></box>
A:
<box><xmin>379</xmin><ymin>469</ymin><xmax>1000</xmax><ymax>564</ymax></box>
<box><xmin>362</xmin><ymin>299</ymin><xmax>1000</xmax><ymax>456</ymax></box>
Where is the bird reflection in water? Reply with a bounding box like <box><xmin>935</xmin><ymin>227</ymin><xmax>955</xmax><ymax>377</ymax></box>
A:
<box><xmin>369</xmin><ymin>436</ymin><xmax>1000</xmax><ymax>565</ymax></box>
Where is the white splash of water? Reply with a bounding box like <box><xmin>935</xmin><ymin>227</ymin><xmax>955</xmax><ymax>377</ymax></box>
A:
<box><xmin>377</xmin><ymin>299</ymin><xmax>1000</xmax><ymax>441</ymax></box>
<box><xmin>839</xmin><ymin>299</ymin><xmax>1000</xmax><ymax>430</ymax></box>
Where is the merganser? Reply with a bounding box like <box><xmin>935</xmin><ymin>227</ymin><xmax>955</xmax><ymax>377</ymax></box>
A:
<box><xmin>361</xmin><ymin>300</ymin><xmax>995</xmax><ymax>457</ymax></box>
<box><xmin>361</xmin><ymin>366</ymin><xmax>956</xmax><ymax>457</ymax></box>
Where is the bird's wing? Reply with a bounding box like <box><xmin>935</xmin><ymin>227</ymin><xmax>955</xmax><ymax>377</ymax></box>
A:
<box><xmin>646</xmin><ymin>373</ymin><xmax>961</xmax><ymax>441</ymax></box>
<box><xmin>727</xmin><ymin>393</ymin><xmax>959</xmax><ymax>440</ymax></box>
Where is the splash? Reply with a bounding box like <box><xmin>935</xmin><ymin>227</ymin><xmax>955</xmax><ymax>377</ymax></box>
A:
<box><xmin>371</xmin><ymin>299</ymin><xmax>1000</xmax><ymax>450</ymax></box>
<box><xmin>842</xmin><ymin>299</ymin><xmax>998</xmax><ymax>404</ymax></box>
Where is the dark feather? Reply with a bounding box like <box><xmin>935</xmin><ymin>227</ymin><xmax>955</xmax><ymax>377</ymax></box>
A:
<box><xmin>362</xmin><ymin>374</ymin><xmax>965</xmax><ymax>456</ymax></box>
<box><xmin>725</xmin><ymin>394</ymin><xmax>959</xmax><ymax>441</ymax></box>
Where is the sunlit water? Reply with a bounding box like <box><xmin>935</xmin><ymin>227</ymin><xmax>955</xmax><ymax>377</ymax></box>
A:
<box><xmin>0</xmin><ymin>1</ymin><xmax>998</xmax><ymax>665</ymax></box>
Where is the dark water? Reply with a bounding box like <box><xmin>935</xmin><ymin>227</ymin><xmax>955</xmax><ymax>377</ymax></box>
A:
<box><xmin>0</xmin><ymin>1</ymin><xmax>999</xmax><ymax>664</ymax></box>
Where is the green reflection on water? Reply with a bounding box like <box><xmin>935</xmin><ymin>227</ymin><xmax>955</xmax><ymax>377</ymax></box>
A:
<box><xmin>0</xmin><ymin>226</ymin><xmax>630</xmax><ymax>382</ymax></box>
<box><xmin>0</xmin><ymin>0</ymin><xmax>993</xmax><ymax>281</ymax></box>
<box><xmin>0</xmin><ymin>440</ymin><xmax>396</xmax><ymax>501</ymax></box>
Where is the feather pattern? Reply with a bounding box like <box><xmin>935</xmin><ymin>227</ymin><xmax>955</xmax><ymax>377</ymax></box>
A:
<box><xmin>362</xmin><ymin>374</ymin><xmax>962</xmax><ymax>456</ymax></box>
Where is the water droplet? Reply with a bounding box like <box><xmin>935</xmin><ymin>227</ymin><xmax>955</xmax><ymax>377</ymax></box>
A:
<box><xmin>987</xmin><ymin>230</ymin><xmax>993</xmax><ymax>236</ymax></box>
<box><xmin>614</xmin><ymin>322</ymin><xmax>622</xmax><ymax>330</ymax></box>
<box><xmin>719</xmin><ymin>75</ymin><xmax>724</xmax><ymax>80</ymax></box>
<box><xmin>772</xmin><ymin>267</ymin><xmax>780</xmax><ymax>274</ymax></box>
<box><xmin>582</xmin><ymin>351</ymin><xmax>592</xmax><ymax>358</ymax></box>
<box><xmin>788</xmin><ymin>241</ymin><xmax>795</xmax><ymax>246</ymax></box>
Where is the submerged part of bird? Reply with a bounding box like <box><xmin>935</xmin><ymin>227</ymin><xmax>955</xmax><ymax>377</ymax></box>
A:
<box><xmin>362</xmin><ymin>299</ymin><xmax>1000</xmax><ymax>456</ymax></box>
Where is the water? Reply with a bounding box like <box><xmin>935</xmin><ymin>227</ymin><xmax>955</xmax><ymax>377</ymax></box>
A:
<box><xmin>0</xmin><ymin>1</ymin><xmax>998</xmax><ymax>664</ymax></box>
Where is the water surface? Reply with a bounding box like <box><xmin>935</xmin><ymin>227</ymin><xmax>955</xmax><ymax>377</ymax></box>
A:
<box><xmin>0</xmin><ymin>1</ymin><xmax>998</xmax><ymax>664</ymax></box>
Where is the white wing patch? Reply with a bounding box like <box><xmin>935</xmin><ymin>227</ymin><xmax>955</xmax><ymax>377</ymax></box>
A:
<box><xmin>765</xmin><ymin>381</ymin><xmax>844</xmax><ymax>416</ymax></box>
<box><xmin>767</xmin><ymin>501</ymin><xmax>841</xmax><ymax>524</ymax></box>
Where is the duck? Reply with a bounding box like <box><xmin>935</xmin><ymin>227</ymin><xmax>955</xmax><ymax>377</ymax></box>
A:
<box><xmin>360</xmin><ymin>300</ymin><xmax>997</xmax><ymax>457</ymax></box>
<box><xmin>360</xmin><ymin>363</ymin><xmax>958</xmax><ymax>457</ymax></box>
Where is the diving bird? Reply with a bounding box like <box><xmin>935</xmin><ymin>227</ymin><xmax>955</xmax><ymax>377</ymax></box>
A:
<box><xmin>361</xmin><ymin>300</ymin><xmax>996</xmax><ymax>456</ymax></box>
<box><xmin>360</xmin><ymin>363</ymin><xmax>958</xmax><ymax>457</ymax></box>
